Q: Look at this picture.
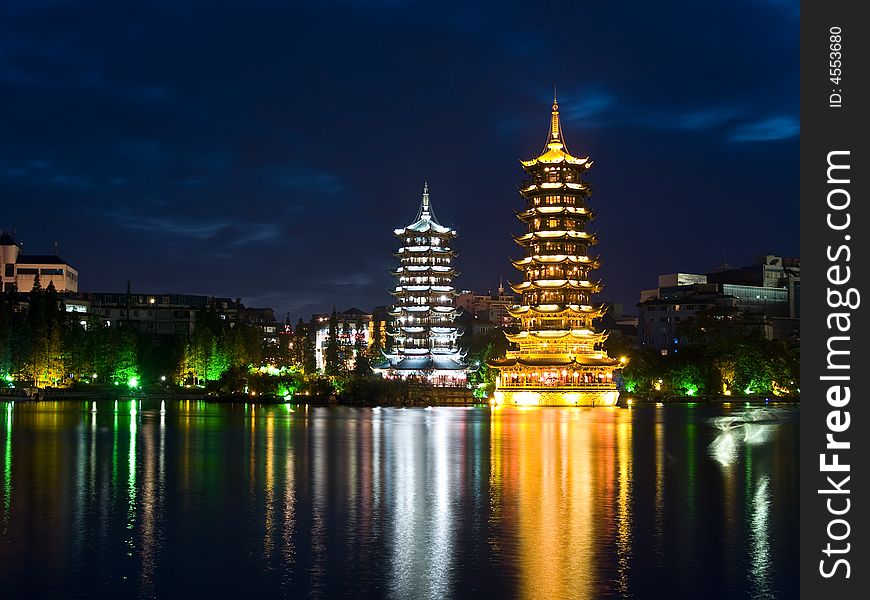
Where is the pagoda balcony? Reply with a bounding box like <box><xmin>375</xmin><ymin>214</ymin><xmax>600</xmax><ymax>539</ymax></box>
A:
<box><xmin>496</xmin><ymin>379</ymin><xmax>616</xmax><ymax>390</ymax></box>
<box><xmin>516</xmin><ymin>206</ymin><xmax>593</xmax><ymax>221</ymax></box>
<box><xmin>519</xmin><ymin>181</ymin><xmax>588</xmax><ymax>194</ymax></box>
<box><xmin>511</xmin><ymin>254</ymin><xmax>600</xmax><ymax>270</ymax></box>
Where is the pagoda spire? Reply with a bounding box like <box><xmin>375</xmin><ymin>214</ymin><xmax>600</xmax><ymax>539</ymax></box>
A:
<box><xmin>417</xmin><ymin>180</ymin><xmax>440</xmax><ymax>223</ymax></box>
<box><xmin>548</xmin><ymin>92</ymin><xmax>565</xmax><ymax>150</ymax></box>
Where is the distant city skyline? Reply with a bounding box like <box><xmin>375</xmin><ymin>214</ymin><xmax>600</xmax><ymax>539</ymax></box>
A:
<box><xmin>0</xmin><ymin>1</ymin><xmax>799</xmax><ymax>321</ymax></box>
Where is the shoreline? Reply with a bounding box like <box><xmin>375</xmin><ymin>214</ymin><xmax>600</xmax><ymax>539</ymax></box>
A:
<box><xmin>2</xmin><ymin>388</ymin><xmax>800</xmax><ymax>408</ymax></box>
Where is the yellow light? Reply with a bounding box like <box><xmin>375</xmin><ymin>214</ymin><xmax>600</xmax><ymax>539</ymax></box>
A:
<box><xmin>514</xmin><ymin>391</ymin><xmax>541</xmax><ymax>406</ymax></box>
<box><xmin>626</xmin><ymin>398</ymin><xmax>633</xmax><ymax>406</ymax></box>
<box><xmin>619</xmin><ymin>356</ymin><xmax>627</xmax><ymax>364</ymax></box>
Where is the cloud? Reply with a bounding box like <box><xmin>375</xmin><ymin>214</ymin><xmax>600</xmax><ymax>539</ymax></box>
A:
<box><xmin>106</xmin><ymin>212</ymin><xmax>282</xmax><ymax>247</ymax></box>
<box><xmin>729</xmin><ymin>116</ymin><xmax>799</xmax><ymax>141</ymax></box>
<box><xmin>677</xmin><ymin>106</ymin><xmax>742</xmax><ymax>130</ymax></box>
<box><xmin>261</xmin><ymin>166</ymin><xmax>345</xmax><ymax>195</ymax></box>
<box><xmin>559</xmin><ymin>88</ymin><xmax>616</xmax><ymax>122</ymax></box>
<box><xmin>326</xmin><ymin>273</ymin><xmax>374</xmax><ymax>287</ymax></box>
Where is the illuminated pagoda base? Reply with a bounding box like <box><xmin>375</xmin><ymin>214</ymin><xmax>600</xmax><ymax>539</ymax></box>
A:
<box><xmin>375</xmin><ymin>183</ymin><xmax>467</xmax><ymax>386</ymax></box>
<box><xmin>488</xmin><ymin>96</ymin><xmax>620</xmax><ymax>406</ymax></box>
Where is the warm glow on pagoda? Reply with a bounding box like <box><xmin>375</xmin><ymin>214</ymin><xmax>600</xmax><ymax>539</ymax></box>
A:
<box><xmin>488</xmin><ymin>96</ymin><xmax>620</xmax><ymax>406</ymax></box>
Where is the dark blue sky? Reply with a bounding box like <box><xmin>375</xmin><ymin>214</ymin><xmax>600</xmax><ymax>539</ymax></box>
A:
<box><xmin>0</xmin><ymin>1</ymin><xmax>799</xmax><ymax>321</ymax></box>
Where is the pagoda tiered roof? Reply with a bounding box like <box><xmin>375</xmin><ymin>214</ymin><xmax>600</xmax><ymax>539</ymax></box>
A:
<box><xmin>516</xmin><ymin>206</ymin><xmax>593</xmax><ymax>220</ymax></box>
<box><xmin>511</xmin><ymin>254</ymin><xmax>600</xmax><ymax>269</ymax></box>
<box><xmin>507</xmin><ymin>303</ymin><xmax>606</xmax><ymax>318</ymax></box>
<box><xmin>487</xmin><ymin>96</ymin><xmax>621</xmax><ymax>405</ymax></box>
<box><xmin>514</xmin><ymin>230</ymin><xmax>596</xmax><ymax>245</ymax></box>
<box><xmin>519</xmin><ymin>181</ymin><xmax>589</xmax><ymax>193</ymax></box>
<box><xmin>381</xmin><ymin>354</ymin><xmax>467</xmax><ymax>373</ymax></box>
<box><xmin>394</xmin><ymin>246</ymin><xmax>455</xmax><ymax>257</ymax></box>
<box><xmin>504</xmin><ymin>329</ymin><xmax>608</xmax><ymax>343</ymax></box>
<box><xmin>392</xmin><ymin>265</ymin><xmax>456</xmax><ymax>276</ymax></box>
<box><xmin>509</xmin><ymin>279</ymin><xmax>602</xmax><ymax>293</ymax></box>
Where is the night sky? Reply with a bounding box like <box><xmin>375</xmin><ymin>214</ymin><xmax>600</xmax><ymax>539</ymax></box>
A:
<box><xmin>0</xmin><ymin>1</ymin><xmax>799</xmax><ymax>322</ymax></box>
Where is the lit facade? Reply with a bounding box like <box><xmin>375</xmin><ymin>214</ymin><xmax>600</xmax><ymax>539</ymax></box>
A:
<box><xmin>489</xmin><ymin>99</ymin><xmax>620</xmax><ymax>406</ymax></box>
<box><xmin>377</xmin><ymin>183</ymin><xmax>466</xmax><ymax>385</ymax></box>
<box><xmin>311</xmin><ymin>308</ymin><xmax>372</xmax><ymax>372</ymax></box>
<box><xmin>1</xmin><ymin>232</ymin><xmax>79</xmax><ymax>293</ymax></box>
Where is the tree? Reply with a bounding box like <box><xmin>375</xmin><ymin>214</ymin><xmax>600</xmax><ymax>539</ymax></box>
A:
<box><xmin>325</xmin><ymin>307</ymin><xmax>341</xmax><ymax>376</ymax></box>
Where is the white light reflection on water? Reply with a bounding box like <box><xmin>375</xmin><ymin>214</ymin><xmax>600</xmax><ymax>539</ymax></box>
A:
<box><xmin>709</xmin><ymin>409</ymin><xmax>780</xmax><ymax>467</ymax></box>
<box><xmin>749</xmin><ymin>475</ymin><xmax>773</xmax><ymax>599</ymax></box>
<box><xmin>709</xmin><ymin>407</ymin><xmax>783</xmax><ymax>599</ymax></box>
<box><xmin>388</xmin><ymin>408</ymin><xmax>456</xmax><ymax>600</ymax></box>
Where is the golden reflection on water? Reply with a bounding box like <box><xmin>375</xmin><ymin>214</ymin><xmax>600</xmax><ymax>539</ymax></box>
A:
<box><xmin>489</xmin><ymin>407</ymin><xmax>627</xmax><ymax>600</ymax></box>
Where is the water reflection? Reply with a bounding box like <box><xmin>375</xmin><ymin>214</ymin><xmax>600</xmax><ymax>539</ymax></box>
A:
<box><xmin>2</xmin><ymin>402</ymin><xmax>11</xmax><ymax>537</ymax></box>
<box><xmin>489</xmin><ymin>407</ymin><xmax>612</xmax><ymax>600</ymax></box>
<box><xmin>0</xmin><ymin>401</ymin><xmax>798</xmax><ymax>599</ymax></box>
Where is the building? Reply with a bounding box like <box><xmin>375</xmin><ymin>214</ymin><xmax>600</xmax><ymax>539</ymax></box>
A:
<box><xmin>376</xmin><ymin>183</ymin><xmax>466</xmax><ymax>385</ymax></box>
<box><xmin>488</xmin><ymin>98</ymin><xmax>621</xmax><ymax>406</ymax></box>
<box><xmin>1</xmin><ymin>232</ymin><xmax>79</xmax><ymax>292</ymax></box>
<box><xmin>637</xmin><ymin>285</ymin><xmax>738</xmax><ymax>352</ymax></box>
<box><xmin>311</xmin><ymin>308</ymin><xmax>372</xmax><ymax>372</ymax></box>
<box><xmin>637</xmin><ymin>256</ymin><xmax>801</xmax><ymax>352</ymax></box>
<box><xmin>63</xmin><ymin>291</ymin><xmax>243</xmax><ymax>335</ymax></box>
<box><xmin>707</xmin><ymin>254</ymin><xmax>800</xmax><ymax>289</ymax></box>
<box><xmin>456</xmin><ymin>282</ymin><xmax>516</xmax><ymax>327</ymax></box>
<box><xmin>239</xmin><ymin>306</ymin><xmax>279</xmax><ymax>346</ymax></box>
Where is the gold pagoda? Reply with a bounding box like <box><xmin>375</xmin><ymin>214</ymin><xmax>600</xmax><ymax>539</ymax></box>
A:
<box><xmin>489</xmin><ymin>97</ymin><xmax>621</xmax><ymax>406</ymax></box>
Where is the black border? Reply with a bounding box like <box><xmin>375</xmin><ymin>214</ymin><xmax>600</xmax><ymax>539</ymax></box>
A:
<box><xmin>800</xmin><ymin>2</ymin><xmax>868</xmax><ymax>596</ymax></box>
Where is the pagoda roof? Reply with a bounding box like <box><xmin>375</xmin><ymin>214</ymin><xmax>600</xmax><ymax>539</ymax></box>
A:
<box><xmin>520</xmin><ymin>98</ymin><xmax>592</xmax><ymax>169</ymax></box>
<box><xmin>505</xmin><ymin>329</ymin><xmax>607</xmax><ymax>343</ymax></box>
<box><xmin>517</xmin><ymin>206</ymin><xmax>592</xmax><ymax>220</ymax></box>
<box><xmin>395</xmin><ymin>182</ymin><xmax>456</xmax><ymax>235</ymax></box>
<box><xmin>379</xmin><ymin>354</ymin><xmax>468</xmax><ymax>372</ymax></box>
<box><xmin>514</xmin><ymin>230</ymin><xmax>594</xmax><ymax>245</ymax></box>
<box><xmin>520</xmin><ymin>182</ymin><xmax>589</xmax><ymax>194</ymax></box>
<box><xmin>509</xmin><ymin>279</ymin><xmax>602</xmax><ymax>293</ymax></box>
<box><xmin>511</xmin><ymin>254</ymin><xmax>600</xmax><ymax>269</ymax></box>
<box><xmin>507</xmin><ymin>303</ymin><xmax>606</xmax><ymax>317</ymax></box>
<box><xmin>392</xmin><ymin>265</ymin><xmax>456</xmax><ymax>275</ymax></box>
<box><xmin>394</xmin><ymin>246</ymin><xmax>455</xmax><ymax>256</ymax></box>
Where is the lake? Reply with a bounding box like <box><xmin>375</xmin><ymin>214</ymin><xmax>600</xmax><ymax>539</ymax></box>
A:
<box><xmin>0</xmin><ymin>400</ymin><xmax>798</xmax><ymax>599</ymax></box>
